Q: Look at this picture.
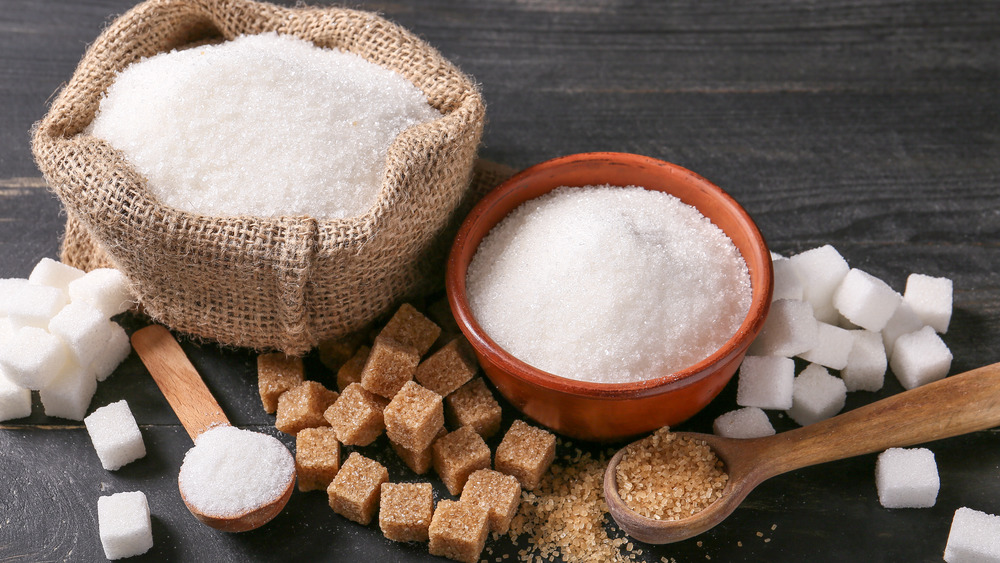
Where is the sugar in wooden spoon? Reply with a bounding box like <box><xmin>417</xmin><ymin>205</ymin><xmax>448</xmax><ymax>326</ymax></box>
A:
<box><xmin>604</xmin><ymin>361</ymin><xmax>1000</xmax><ymax>544</ymax></box>
<box><xmin>131</xmin><ymin>325</ymin><xmax>295</xmax><ymax>532</ymax></box>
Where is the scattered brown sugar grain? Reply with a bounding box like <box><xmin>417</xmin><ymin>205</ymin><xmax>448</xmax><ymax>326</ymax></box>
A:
<box><xmin>615</xmin><ymin>427</ymin><xmax>728</xmax><ymax>521</ymax></box>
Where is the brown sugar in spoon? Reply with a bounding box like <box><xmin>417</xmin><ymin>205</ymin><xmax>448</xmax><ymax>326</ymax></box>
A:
<box><xmin>604</xmin><ymin>361</ymin><xmax>1000</xmax><ymax>544</ymax></box>
<box><xmin>131</xmin><ymin>324</ymin><xmax>295</xmax><ymax>532</ymax></box>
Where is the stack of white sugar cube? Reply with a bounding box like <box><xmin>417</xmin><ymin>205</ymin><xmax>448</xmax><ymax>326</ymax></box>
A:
<box><xmin>0</xmin><ymin>258</ymin><xmax>134</xmax><ymax>421</ymax></box>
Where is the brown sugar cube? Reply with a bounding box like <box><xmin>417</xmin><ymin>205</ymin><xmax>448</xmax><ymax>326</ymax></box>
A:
<box><xmin>379</xmin><ymin>303</ymin><xmax>441</xmax><ymax>357</ymax></box>
<box><xmin>494</xmin><ymin>420</ymin><xmax>556</xmax><ymax>491</ymax></box>
<box><xmin>324</xmin><ymin>383</ymin><xmax>388</xmax><ymax>446</ymax></box>
<box><xmin>295</xmin><ymin>427</ymin><xmax>341</xmax><ymax>492</ymax></box>
<box><xmin>337</xmin><ymin>345</ymin><xmax>370</xmax><ymax>391</ymax></box>
<box><xmin>460</xmin><ymin>469</ymin><xmax>521</xmax><ymax>534</ymax></box>
<box><xmin>444</xmin><ymin>378</ymin><xmax>502</xmax><ymax>439</ymax></box>
<box><xmin>257</xmin><ymin>353</ymin><xmax>305</xmax><ymax>414</ymax></box>
<box><xmin>275</xmin><ymin>381</ymin><xmax>339</xmax><ymax>436</ymax></box>
<box><xmin>318</xmin><ymin>331</ymin><xmax>367</xmax><ymax>372</ymax></box>
<box><xmin>432</xmin><ymin>426</ymin><xmax>491</xmax><ymax>496</ymax></box>
<box><xmin>327</xmin><ymin>452</ymin><xmax>388</xmax><ymax>525</ymax></box>
<box><xmin>414</xmin><ymin>339</ymin><xmax>476</xmax><ymax>397</ymax></box>
<box><xmin>391</xmin><ymin>426</ymin><xmax>446</xmax><ymax>475</ymax></box>
<box><xmin>360</xmin><ymin>336</ymin><xmax>421</xmax><ymax>399</ymax></box>
<box><xmin>428</xmin><ymin>500</ymin><xmax>489</xmax><ymax>563</ymax></box>
<box><xmin>425</xmin><ymin>296</ymin><xmax>461</xmax><ymax>340</ymax></box>
<box><xmin>384</xmin><ymin>381</ymin><xmax>444</xmax><ymax>452</ymax></box>
<box><xmin>379</xmin><ymin>482</ymin><xmax>434</xmax><ymax>542</ymax></box>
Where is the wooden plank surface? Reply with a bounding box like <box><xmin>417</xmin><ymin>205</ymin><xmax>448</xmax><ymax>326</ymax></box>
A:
<box><xmin>1</xmin><ymin>0</ymin><xmax>999</xmax><ymax>561</ymax></box>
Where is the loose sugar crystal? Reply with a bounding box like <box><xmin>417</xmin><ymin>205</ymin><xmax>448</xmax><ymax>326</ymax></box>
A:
<box><xmin>5</xmin><ymin>283</ymin><xmax>68</xmax><ymax>328</ymax></box>
<box><xmin>97</xmin><ymin>491</ymin><xmax>153</xmax><ymax>560</ymax></box>
<box><xmin>327</xmin><ymin>452</ymin><xmax>389</xmax><ymax>525</ymax></box>
<box><xmin>433</xmin><ymin>426</ymin><xmax>492</xmax><ymax>496</ymax></box>
<box><xmin>39</xmin><ymin>361</ymin><xmax>96</xmax><ymax>420</ymax></box>
<box><xmin>428</xmin><ymin>500</ymin><xmax>489</xmax><ymax>563</ymax></box>
<box><xmin>257</xmin><ymin>353</ymin><xmax>305</xmax><ymax>414</ymax></box>
<box><xmin>798</xmin><ymin>321</ymin><xmax>854</xmax><ymax>370</ymax></box>
<box><xmin>360</xmin><ymin>336</ymin><xmax>421</xmax><ymax>399</ymax></box>
<box><xmin>904</xmin><ymin>273</ymin><xmax>953</xmax><ymax>333</ymax></box>
<box><xmin>384</xmin><ymin>381</ymin><xmax>444</xmax><ymax>452</ymax></box>
<box><xmin>379</xmin><ymin>482</ymin><xmax>434</xmax><ymax>542</ymax></box>
<box><xmin>494</xmin><ymin>420</ymin><xmax>556</xmax><ymax>491</ymax></box>
<box><xmin>337</xmin><ymin>345</ymin><xmax>370</xmax><ymax>391</ymax></box>
<box><xmin>890</xmin><ymin>326</ymin><xmax>952</xmax><ymax>390</ymax></box>
<box><xmin>460</xmin><ymin>469</ymin><xmax>521</xmax><ymax>534</ymax></box>
<box><xmin>944</xmin><ymin>507</ymin><xmax>1000</xmax><ymax>563</ymax></box>
<box><xmin>68</xmin><ymin>268</ymin><xmax>133</xmax><ymax>317</ymax></box>
<box><xmin>0</xmin><ymin>326</ymin><xmax>69</xmax><ymax>390</ymax></box>
<box><xmin>84</xmin><ymin>400</ymin><xmax>146</xmax><ymax>471</ymax></box>
<box><xmin>882</xmin><ymin>301</ymin><xmax>924</xmax><ymax>360</ymax></box>
<box><xmin>275</xmin><ymin>381</ymin><xmax>338</xmax><ymax>435</ymax></box>
<box><xmin>92</xmin><ymin>322</ymin><xmax>131</xmax><ymax>382</ymax></box>
<box><xmin>841</xmin><ymin>330</ymin><xmax>887</xmax><ymax>392</ymax></box>
<box><xmin>875</xmin><ymin>448</ymin><xmax>939</xmax><ymax>509</ymax></box>
<box><xmin>48</xmin><ymin>302</ymin><xmax>112</xmax><ymax>367</ymax></box>
<box><xmin>415</xmin><ymin>338</ymin><xmax>476</xmax><ymax>397</ymax></box>
<box><xmin>444</xmin><ymin>378</ymin><xmax>503</xmax><ymax>438</ymax></box>
<box><xmin>833</xmin><ymin>268</ymin><xmax>901</xmax><ymax>332</ymax></box>
<box><xmin>787</xmin><ymin>363</ymin><xmax>847</xmax><ymax>426</ymax></box>
<box><xmin>324</xmin><ymin>383</ymin><xmax>389</xmax><ymax>446</ymax></box>
<box><xmin>788</xmin><ymin>245</ymin><xmax>850</xmax><ymax>324</ymax></box>
<box><xmin>295</xmin><ymin>426</ymin><xmax>341</xmax><ymax>492</ymax></box>
<box><xmin>379</xmin><ymin>303</ymin><xmax>442</xmax><ymax>357</ymax></box>
<box><xmin>736</xmin><ymin>356</ymin><xmax>795</xmax><ymax>410</ymax></box>
<box><xmin>0</xmin><ymin>369</ymin><xmax>31</xmax><ymax>421</ymax></box>
<box><xmin>28</xmin><ymin>258</ymin><xmax>85</xmax><ymax>292</ymax></box>
<box><xmin>713</xmin><ymin>407</ymin><xmax>775</xmax><ymax>439</ymax></box>
<box><xmin>747</xmin><ymin>299</ymin><xmax>818</xmax><ymax>358</ymax></box>
<box><xmin>771</xmin><ymin>255</ymin><xmax>805</xmax><ymax>301</ymax></box>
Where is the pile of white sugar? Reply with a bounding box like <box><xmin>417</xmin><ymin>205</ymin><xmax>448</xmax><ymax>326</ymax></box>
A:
<box><xmin>178</xmin><ymin>426</ymin><xmax>294</xmax><ymax>518</ymax></box>
<box><xmin>88</xmin><ymin>33</ymin><xmax>440</xmax><ymax>219</ymax></box>
<box><xmin>466</xmin><ymin>185</ymin><xmax>752</xmax><ymax>384</ymax></box>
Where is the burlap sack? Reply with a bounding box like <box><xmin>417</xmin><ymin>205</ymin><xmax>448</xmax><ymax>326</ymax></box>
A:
<box><xmin>32</xmin><ymin>0</ymin><xmax>486</xmax><ymax>355</ymax></box>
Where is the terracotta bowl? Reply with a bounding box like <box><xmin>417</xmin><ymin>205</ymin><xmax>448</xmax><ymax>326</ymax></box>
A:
<box><xmin>445</xmin><ymin>152</ymin><xmax>773</xmax><ymax>442</ymax></box>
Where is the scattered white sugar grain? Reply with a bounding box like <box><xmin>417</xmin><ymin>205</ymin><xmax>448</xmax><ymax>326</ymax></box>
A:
<box><xmin>0</xmin><ymin>368</ymin><xmax>32</xmax><ymax>422</ymax></box>
<box><xmin>890</xmin><ymin>325</ymin><xmax>952</xmax><ymax>390</ymax></box>
<box><xmin>28</xmin><ymin>258</ymin><xmax>85</xmax><ymax>292</ymax></box>
<box><xmin>48</xmin><ymin>302</ymin><xmax>112</xmax><ymax>367</ymax></box>
<box><xmin>788</xmin><ymin>245</ymin><xmax>849</xmax><ymax>324</ymax></box>
<box><xmin>786</xmin><ymin>363</ymin><xmax>846</xmax><ymax>426</ymax></box>
<box><xmin>466</xmin><ymin>185</ymin><xmax>752</xmax><ymax>384</ymax></box>
<box><xmin>841</xmin><ymin>330</ymin><xmax>886</xmax><ymax>392</ymax></box>
<box><xmin>178</xmin><ymin>425</ymin><xmax>294</xmax><ymax>518</ymax></box>
<box><xmin>39</xmin><ymin>360</ymin><xmax>97</xmax><ymax>421</ymax></box>
<box><xmin>771</xmin><ymin>256</ymin><xmax>805</xmax><ymax>302</ymax></box>
<box><xmin>67</xmin><ymin>268</ymin><xmax>133</xmax><ymax>318</ymax></box>
<box><xmin>875</xmin><ymin>448</ymin><xmax>939</xmax><ymax>509</ymax></box>
<box><xmin>85</xmin><ymin>400</ymin><xmax>146</xmax><ymax>471</ymax></box>
<box><xmin>92</xmin><ymin>322</ymin><xmax>132</xmax><ymax>382</ymax></box>
<box><xmin>747</xmin><ymin>299</ymin><xmax>818</xmax><ymax>357</ymax></box>
<box><xmin>797</xmin><ymin>321</ymin><xmax>854</xmax><ymax>370</ymax></box>
<box><xmin>713</xmin><ymin>407</ymin><xmax>775</xmax><ymax>439</ymax></box>
<box><xmin>98</xmin><ymin>491</ymin><xmax>153</xmax><ymax>560</ymax></box>
<box><xmin>944</xmin><ymin>507</ymin><xmax>1000</xmax><ymax>563</ymax></box>
<box><xmin>736</xmin><ymin>356</ymin><xmax>795</xmax><ymax>410</ymax></box>
<box><xmin>0</xmin><ymin>326</ymin><xmax>69</xmax><ymax>390</ymax></box>
<box><xmin>5</xmin><ymin>283</ymin><xmax>68</xmax><ymax>329</ymax></box>
<box><xmin>89</xmin><ymin>32</ymin><xmax>440</xmax><ymax>220</ymax></box>
<box><xmin>882</xmin><ymin>301</ymin><xmax>924</xmax><ymax>360</ymax></box>
<box><xmin>833</xmin><ymin>268</ymin><xmax>901</xmax><ymax>332</ymax></box>
<box><xmin>903</xmin><ymin>273</ymin><xmax>953</xmax><ymax>333</ymax></box>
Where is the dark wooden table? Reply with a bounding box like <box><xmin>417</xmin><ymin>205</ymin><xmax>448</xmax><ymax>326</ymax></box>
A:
<box><xmin>2</xmin><ymin>1</ymin><xmax>998</xmax><ymax>561</ymax></box>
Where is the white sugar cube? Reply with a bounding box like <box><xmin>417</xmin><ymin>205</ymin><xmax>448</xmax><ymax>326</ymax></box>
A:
<box><xmin>882</xmin><ymin>301</ymin><xmax>924</xmax><ymax>360</ymax></box>
<box><xmin>797</xmin><ymin>321</ymin><xmax>854</xmax><ymax>370</ymax></box>
<box><xmin>771</xmin><ymin>257</ymin><xmax>805</xmax><ymax>302</ymax></box>
<box><xmin>875</xmin><ymin>447</ymin><xmax>939</xmax><ymax>508</ymax></box>
<box><xmin>747</xmin><ymin>299</ymin><xmax>818</xmax><ymax>357</ymax></box>
<box><xmin>944</xmin><ymin>507</ymin><xmax>1000</xmax><ymax>563</ymax></box>
<box><xmin>736</xmin><ymin>356</ymin><xmax>795</xmax><ymax>410</ymax></box>
<box><xmin>903</xmin><ymin>273</ymin><xmax>953</xmax><ymax>333</ymax></box>
<box><xmin>68</xmin><ymin>268</ymin><xmax>133</xmax><ymax>317</ymax></box>
<box><xmin>0</xmin><ymin>326</ymin><xmax>70</xmax><ymax>390</ymax></box>
<box><xmin>28</xmin><ymin>257</ymin><xmax>85</xmax><ymax>292</ymax></box>
<box><xmin>713</xmin><ymin>407</ymin><xmax>775</xmax><ymax>439</ymax></box>
<box><xmin>85</xmin><ymin>400</ymin><xmax>146</xmax><ymax>471</ymax></box>
<box><xmin>841</xmin><ymin>330</ymin><xmax>887</xmax><ymax>392</ymax></box>
<box><xmin>48</xmin><ymin>302</ymin><xmax>112</xmax><ymax>367</ymax></box>
<box><xmin>39</xmin><ymin>361</ymin><xmax>97</xmax><ymax>421</ymax></box>
<box><xmin>0</xmin><ymin>278</ymin><xmax>30</xmax><ymax>315</ymax></box>
<box><xmin>0</xmin><ymin>368</ymin><xmax>32</xmax><ymax>422</ymax></box>
<box><xmin>787</xmin><ymin>363</ymin><xmax>847</xmax><ymax>426</ymax></box>
<box><xmin>92</xmin><ymin>322</ymin><xmax>132</xmax><ymax>382</ymax></box>
<box><xmin>98</xmin><ymin>491</ymin><xmax>154</xmax><ymax>560</ymax></box>
<box><xmin>890</xmin><ymin>326</ymin><xmax>952</xmax><ymax>390</ymax></box>
<box><xmin>788</xmin><ymin>245</ymin><xmax>850</xmax><ymax>324</ymax></box>
<box><xmin>833</xmin><ymin>268</ymin><xmax>901</xmax><ymax>332</ymax></box>
<box><xmin>5</xmin><ymin>283</ymin><xmax>68</xmax><ymax>328</ymax></box>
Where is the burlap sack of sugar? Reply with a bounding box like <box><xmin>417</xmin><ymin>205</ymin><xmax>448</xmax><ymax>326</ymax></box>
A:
<box><xmin>32</xmin><ymin>0</ymin><xmax>489</xmax><ymax>355</ymax></box>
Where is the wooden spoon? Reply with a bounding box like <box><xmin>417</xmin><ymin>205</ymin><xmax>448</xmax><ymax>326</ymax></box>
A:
<box><xmin>131</xmin><ymin>324</ymin><xmax>295</xmax><ymax>533</ymax></box>
<box><xmin>604</xmin><ymin>361</ymin><xmax>1000</xmax><ymax>544</ymax></box>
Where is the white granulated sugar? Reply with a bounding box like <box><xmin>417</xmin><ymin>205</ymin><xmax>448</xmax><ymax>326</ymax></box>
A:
<box><xmin>466</xmin><ymin>185</ymin><xmax>752</xmax><ymax>384</ymax></box>
<box><xmin>178</xmin><ymin>426</ymin><xmax>294</xmax><ymax>518</ymax></box>
<box><xmin>88</xmin><ymin>33</ymin><xmax>440</xmax><ymax>219</ymax></box>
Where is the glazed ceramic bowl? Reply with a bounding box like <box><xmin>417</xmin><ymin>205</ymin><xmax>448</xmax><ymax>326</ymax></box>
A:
<box><xmin>445</xmin><ymin>152</ymin><xmax>773</xmax><ymax>442</ymax></box>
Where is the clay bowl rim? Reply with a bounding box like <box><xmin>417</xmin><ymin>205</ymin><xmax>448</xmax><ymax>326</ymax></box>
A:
<box><xmin>446</xmin><ymin>151</ymin><xmax>773</xmax><ymax>401</ymax></box>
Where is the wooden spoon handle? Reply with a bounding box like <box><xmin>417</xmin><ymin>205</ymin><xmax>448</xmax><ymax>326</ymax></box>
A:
<box><xmin>754</xmin><ymin>361</ymin><xmax>1000</xmax><ymax>477</ymax></box>
<box><xmin>131</xmin><ymin>324</ymin><xmax>230</xmax><ymax>441</ymax></box>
